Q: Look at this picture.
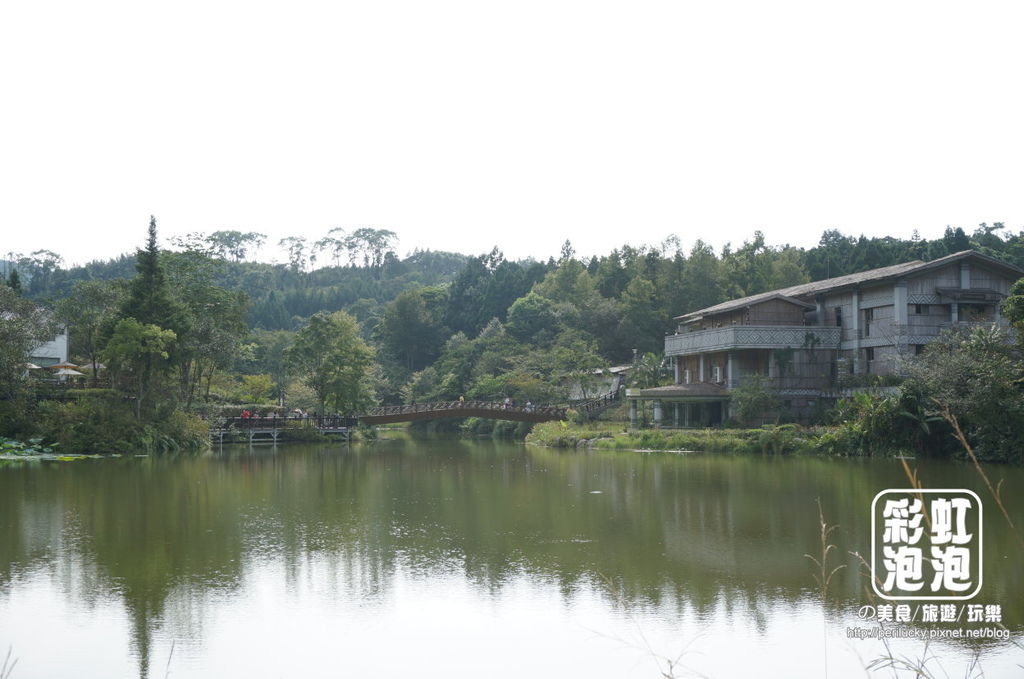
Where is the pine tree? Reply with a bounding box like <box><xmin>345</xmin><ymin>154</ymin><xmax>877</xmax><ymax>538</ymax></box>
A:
<box><xmin>117</xmin><ymin>216</ymin><xmax>190</xmax><ymax>352</ymax></box>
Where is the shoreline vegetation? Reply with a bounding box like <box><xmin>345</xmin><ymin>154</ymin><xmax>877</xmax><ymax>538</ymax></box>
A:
<box><xmin>525</xmin><ymin>420</ymin><xmax>823</xmax><ymax>455</ymax></box>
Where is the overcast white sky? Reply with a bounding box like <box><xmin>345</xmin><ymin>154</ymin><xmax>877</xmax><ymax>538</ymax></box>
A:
<box><xmin>2</xmin><ymin>1</ymin><xmax>1023</xmax><ymax>267</ymax></box>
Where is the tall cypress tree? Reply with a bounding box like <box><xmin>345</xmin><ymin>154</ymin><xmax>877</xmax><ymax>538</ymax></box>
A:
<box><xmin>118</xmin><ymin>216</ymin><xmax>190</xmax><ymax>347</ymax></box>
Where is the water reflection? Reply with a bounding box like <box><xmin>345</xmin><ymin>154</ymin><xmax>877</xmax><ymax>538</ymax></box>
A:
<box><xmin>0</xmin><ymin>442</ymin><xmax>1022</xmax><ymax>678</ymax></box>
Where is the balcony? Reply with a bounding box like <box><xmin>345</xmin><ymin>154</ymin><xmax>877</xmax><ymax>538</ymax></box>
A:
<box><xmin>665</xmin><ymin>325</ymin><xmax>841</xmax><ymax>356</ymax></box>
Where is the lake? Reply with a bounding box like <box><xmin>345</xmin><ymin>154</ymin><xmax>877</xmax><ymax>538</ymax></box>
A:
<box><xmin>1</xmin><ymin>439</ymin><xmax>1022</xmax><ymax>678</ymax></box>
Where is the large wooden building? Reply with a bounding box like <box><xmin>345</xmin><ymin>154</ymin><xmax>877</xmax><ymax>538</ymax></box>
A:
<box><xmin>627</xmin><ymin>250</ymin><xmax>1023</xmax><ymax>427</ymax></box>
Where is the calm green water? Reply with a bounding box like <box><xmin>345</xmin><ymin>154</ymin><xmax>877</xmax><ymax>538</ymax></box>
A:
<box><xmin>1</xmin><ymin>440</ymin><xmax>1022</xmax><ymax>678</ymax></box>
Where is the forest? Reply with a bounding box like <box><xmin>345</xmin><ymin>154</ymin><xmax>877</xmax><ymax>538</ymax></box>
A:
<box><xmin>3</xmin><ymin>221</ymin><xmax>1024</xmax><ymax>461</ymax></box>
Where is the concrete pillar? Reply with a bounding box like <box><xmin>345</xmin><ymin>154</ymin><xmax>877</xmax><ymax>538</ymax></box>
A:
<box><xmin>851</xmin><ymin>290</ymin><xmax>861</xmax><ymax>337</ymax></box>
<box><xmin>653</xmin><ymin>400</ymin><xmax>663</xmax><ymax>428</ymax></box>
<box><xmin>673</xmin><ymin>403</ymin><xmax>680</xmax><ymax>427</ymax></box>
<box><xmin>851</xmin><ymin>289</ymin><xmax>862</xmax><ymax>371</ymax></box>
<box><xmin>629</xmin><ymin>399</ymin><xmax>638</xmax><ymax>428</ymax></box>
<box><xmin>893</xmin><ymin>280</ymin><xmax>908</xmax><ymax>356</ymax></box>
<box><xmin>727</xmin><ymin>351</ymin><xmax>736</xmax><ymax>388</ymax></box>
<box><xmin>699</xmin><ymin>354</ymin><xmax>705</xmax><ymax>382</ymax></box>
<box><xmin>951</xmin><ymin>302</ymin><xmax>959</xmax><ymax>324</ymax></box>
<box><xmin>674</xmin><ymin>357</ymin><xmax>681</xmax><ymax>384</ymax></box>
<box><xmin>894</xmin><ymin>281</ymin><xmax>908</xmax><ymax>326</ymax></box>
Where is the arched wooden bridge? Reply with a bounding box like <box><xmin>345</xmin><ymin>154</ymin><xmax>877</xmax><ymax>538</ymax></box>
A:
<box><xmin>360</xmin><ymin>392</ymin><xmax>621</xmax><ymax>424</ymax></box>
<box><xmin>210</xmin><ymin>391</ymin><xmax>622</xmax><ymax>441</ymax></box>
<box><xmin>360</xmin><ymin>400</ymin><xmax>564</xmax><ymax>424</ymax></box>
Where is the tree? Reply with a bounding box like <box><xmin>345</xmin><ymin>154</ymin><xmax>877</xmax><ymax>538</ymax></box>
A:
<box><xmin>103</xmin><ymin>319</ymin><xmax>177</xmax><ymax>419</ymax></box>
<box><xmin>178</xmin><ymin>285</ymin><xmax>250</xmax><ymax>407</ymax></box>
<box><xmin>376</xmin><ymin>287</ymin><xmax>448</xmax><ymax>372</ymax></box>
<box><xmin>286</xmin><ymin>311</ymin><xmax>376</xmax><ymax>414</ymax></box>
<box><xmin>162</xmin><ymin>247</ymin><xmax>251</xmax><ymax>406</ymax></box>
<box><xmin>240</xmin><ymin>374</ymin><xmax>275</xmax><ymax>403</ymax></box>
<box><xmin>903</xmin><ymin>325</ymin><xmax>1024</xmax><ymax>462</ymax></box>
<box><xmin>279</xmin><ymin>236</ymin><xmax>310</xmax><ymax>273</ymax></box>
<box><xmin>721</xmin><ymin>231</ymin><xmax>774</xmax><ymax>297</ymax></box>
<box><xmin>314</xmin><ymin>228</ymin><xmax>348</xmax><ymax>267</ymax></box>
<box><xmin>444</xmin><ymin>249</ymin><xmax>529</xmax><ymax>337</ymax></box>
<box><xmin>506</xmin><ymin>292</ymin><xmax>558</xmax><ymax>342</ymax></box>
<box><xmin>15</xmin><ymin>250</ymin><xmax>63</xmax><ymax>294</ymax></box>
<box><xmin>559</xmin><ymin>239</ymin><xmax>576</xmax><ymax>262</ymax></box>
<box><xmin>1001</xmin><ymin>277</ymin><xmax>1024</xmax><ymax>350</ymax></box>
<box><xmin>344</xmin><ymin>228</ymin><xmax>398</xmax><ymax>275</ymax></box>
<box><xmin>7</xmin><ymin>269</ymin><xmax>22</xmax><ymax>294</ymax></box>
<box><xmin>118</xmin><ymin>217</ymin><xmax>190</xmax><ymax>347</ymax></box>
<box><xmin>0</xmin><ymin>285</ymin><xmax>57</xmax><ymax>400</ymax></box>
<box><xmin>618</xmin><ymin>277</ymin><xmax>661</xmax><ymax>354</ymax></box>
<box><xmin>595</xmin><ymin>250</ymin><xmax>630</xmax><ymax>298</ymax></box>
<box><xmin>547</xmin><ymin>334</ymin><xmax>606</xmax><ymax>399</ymax></box>
<box><xmin>631</xmin><ymin>352</ymin><xmax>668</xmax><ymax>389</ymax></box>
<box><xmin>731</xmin><ymin>375</ymin><xmax>782</xmax><ymax>425</ymax></box>
<box><xmin>244</xmin><ymin>330</ymin><xmax>295</xmax><ymax>404</ymax></box>
<box><xmin>768</xmin><ymin>247</ymin><xmax>810</xmax><ymax>289</ymax></box>
<box><xmin>205</xmin><ymin>230</ymin><xmax>266</xmax><ymax>262</ymax></box>
<box><xmin>942</xmin><ymin>226</ymin><xmax>971</xmax><ymax>254</ymax></box>
<box><xmin>680</xmin><ymin>240</ymin><xmax>723</xmax><ymax>312</ymax></box>
<box><xmin>55</xmin><ymin>279</ymin><xmax>124</xmax><ymax>376</ymax></box>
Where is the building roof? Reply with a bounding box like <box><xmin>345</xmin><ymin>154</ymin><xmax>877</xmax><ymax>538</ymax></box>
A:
<box><xmin>676</xmin><ymin>250</ymin><xmax>1024</xmax><ymax>323</ymax></box>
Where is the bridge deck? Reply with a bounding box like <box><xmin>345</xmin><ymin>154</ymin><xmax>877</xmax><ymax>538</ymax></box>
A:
<box><xmin>208</xmin><ymin>391</ymin><xmax>622</xmax><ymax>438</ymax></box>
<box><xmin>360</xmin><ymin>401</ymin><xmax>565</xmax><ymax>424</ymax></box>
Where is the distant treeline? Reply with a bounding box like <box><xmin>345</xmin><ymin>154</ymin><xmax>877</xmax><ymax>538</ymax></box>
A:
<box><xmin>13</xmin><ymin>223</ymin><xmax>1024</xmax><ymax>353</ymax></box>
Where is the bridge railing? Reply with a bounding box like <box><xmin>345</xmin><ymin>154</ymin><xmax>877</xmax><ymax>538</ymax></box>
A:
<box><xmin>212</xmin><ymin>415</ymin><xmax>359</xmax><ymax>432</ymax></box>
<box><xmin>209</xmin><ymin>391</ymin><xmax>623</xmax><ymax>431</ymax></box>
<box><xmin>570</xmin><ymin>388</ymin><xmax>624</xmax><ymax>416</ymax></box>
<box><xmin>363</xmin><ymin>400</ymin><xmax>568</xmax><ymax>419</ymax></box>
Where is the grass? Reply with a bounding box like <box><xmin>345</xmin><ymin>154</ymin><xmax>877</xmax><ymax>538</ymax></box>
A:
<box><xmin>1</xmin><ymin>647</ymin><xmax>16</xmax><ymax>679</ymax></box>
<box><xmin>804</xmin><ymin>499</ymin><xmax>845</xmax><ymax>679</ymax></box>
<box><xmin>526</xmin><ymin>420</ymin><xmax>823</xmax><ymax>455</ymax></box>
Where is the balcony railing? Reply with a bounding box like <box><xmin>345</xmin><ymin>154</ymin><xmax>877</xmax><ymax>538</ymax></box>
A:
<box><xmin>665</xmin><ymin>325</ymin><xmax>841</xmax><ymax>356</ymax></box>
<box><xmin>730</xmin><ymin>373</ymin><xmax>836</xmax><ymax>392</ymax></box>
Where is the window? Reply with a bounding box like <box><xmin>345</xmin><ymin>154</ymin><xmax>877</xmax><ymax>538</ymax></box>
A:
<box><xmin>865</xmin><ymin>347</ymin><xmax>875</xmax><ymax>370</ymax></box>
<box><xmin>962</xmin><ymin>304</ymin><xmax>994</xmax><ymax>322</ymax></box>
<box><xmin>863</xmin><ymin>308</ymin><xmax>873</xmax><ymax>337</ymax></box>
<box><xmin>834</xmin><ymin>307</ymin><xmax>842</xmax><ymax>327</ymax></box>
<box><xmin>914</xmin><ymin>344</ymin><xmax>925</xmax><ymax>355</ymax></box>
<box><xmin>914</xmin><ymin>304</ymin><xmax>928</xmax><ymax>315</ymax></box>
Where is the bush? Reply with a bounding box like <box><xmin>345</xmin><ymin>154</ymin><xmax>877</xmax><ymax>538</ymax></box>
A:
<box><xmin>36</xmin><ymin>393</ymin><xmax>210</xmax><ymax>454</ymax></box>
<box><xmin>527</xmin><ymin>421</ymin><xmax>817</xmax><ymax>455</ymax></box>
<box><xmin>0</xmin><ymin>396</ymin><xmax>38</xmax><ymax>439</ymax></box>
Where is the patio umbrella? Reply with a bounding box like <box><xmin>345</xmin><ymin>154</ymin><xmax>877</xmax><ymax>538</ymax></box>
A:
<box><xmin>25</xmin><ymin>362</ymin><xmax>42</xmax><ymax>370</ymax></box>
<box><xmin>49</xmin><ymin>361</ymin><xmax>81</xmax><ymax>370</ymax></box>
<box><xmin>54</xmin><ymin>368</ymin><xmax>85</xmax><ymax>376</ymax></box>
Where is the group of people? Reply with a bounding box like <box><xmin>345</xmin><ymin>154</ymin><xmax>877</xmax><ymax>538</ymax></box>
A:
<box><xmin>239</xmin><ymin>409</ymin><xmax>310</xmax><ymax>419</ymax></box>
<box><xmin>501</xmin><ymin>397</ymin><xmax>535</xmax><ymax>412</ymax></box>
